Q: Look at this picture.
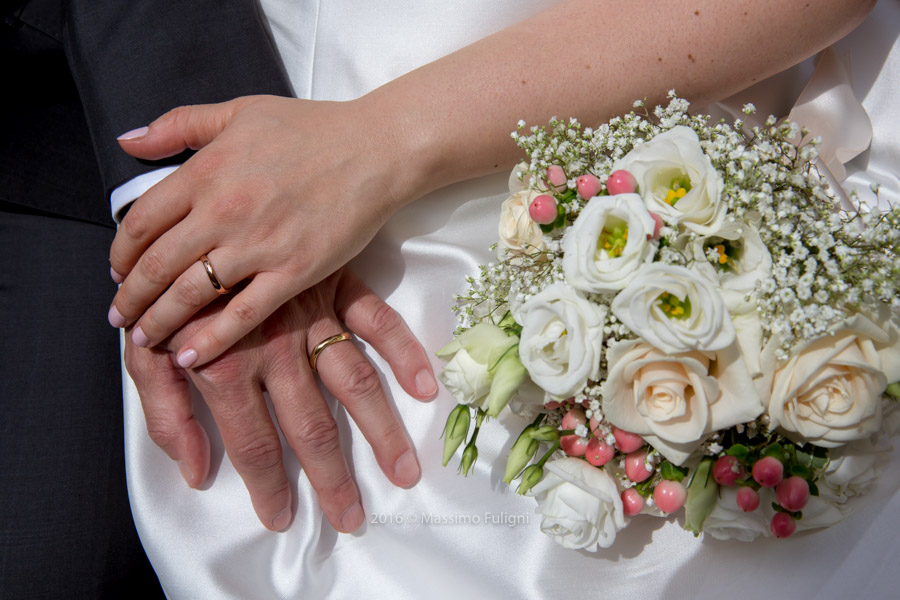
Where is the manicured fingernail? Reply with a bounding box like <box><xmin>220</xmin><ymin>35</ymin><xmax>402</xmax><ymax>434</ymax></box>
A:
<box><xmin>272</xmin><ymin>507</ymin><xmax>292</xmax><ymax>532</ymax></box>
<box><xmin>176</xmin><ymin>349</ymin><xmax>198</xmax><ymax>369</ymax></box>
<box><xmin>110</xmin><ymin>267</ymin><xmax>124</xmax><ymax>284</ymax></box>
<box><xmin>177</xmin><ymin>460</ymin><xmax>195</xmax><ymax>487</ymax></box>
<box><xmin>340</xmin><ymin>502</ymin><xmax>364</xmax><ymax>532</ymax></box>
<box><xmin>108</xmin><ymin>305</ymin><xmax>126</xmax><ymax>328</ymax></box>
<box><xmin>415</xmin><ymin>369</ymin><xmax>438</xmax><ymax>398</ymax></box>
<box><xmin>117</xmin><ymin>126</ymin><xmax>148</xmax><ymax>141</ymax></box>
<box><xmin>393</xmin><ymin>451</ymin><xmax>420</xmax><ymax>486</ymax></box>
<box><xmin>132</xmin><ymin>326</ymin><xmax>149</xmax><ymax>347</ymax></box>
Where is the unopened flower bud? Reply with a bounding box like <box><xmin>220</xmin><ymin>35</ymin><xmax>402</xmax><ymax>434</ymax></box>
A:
<box><xmin>459</xmin><ymin>443</ymin><xmax>479</xmax><ymax>477</ymax></box>
<box><xmin>503</xmin><ymin>426</ymin><xmax>541</xmax><ymax>483</ymax></box>
<box><xmin>529</xmin><ymin>425</ymin><xmax>560</xmax><ymax>442</ymax></box>
<box><xmin>441</xmin><ymin>404</ymin><xmax>470</xmax><ymax>467</ymax></box>
<box><xmin>517</xmin><ymin>464</ymin><xmax>544</xmax><ymax>495</ymax></box>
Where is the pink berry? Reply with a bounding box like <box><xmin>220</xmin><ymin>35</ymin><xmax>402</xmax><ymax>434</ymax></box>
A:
<box><xmin>528</xmin><ymin>194</ymin><xmax>558</xmax><ymax>225</ymax></box>
<box><xmin>648</xmin><ymin>212</ymin><xmax>664</xmax><ymax>239</ymax></box>
<box><xmin>775</xmin><ymin>476</ymin><xmax>810</xmax><ymax>512</ymax></box>
<box><xmin>752</xmin><ymin>456</ymin><xmax>784</xmax><ymax>488</ymax></box>
<box><xmin>561</xmin><ymin>407</ymin><xmax>586</xmax><ymax>431</ymax></box>
<box><xmin>576</xmin><ymin>174</ymin><xmax>602</xmax><ymax>199</ymax></box>
<box><xmin>612</xmin><ymin>427</ymin><xmax>644</xmax><ymax>453</ymax></box>
<box><xmin>560</xmin><ymin>435</ymin><xmax>588</xmax><ymax>457</ymax></box>
<box><xmin>585</xmin><ymin>436</ymin><xmax>615</xmax><ymax>466</ymax></box>
<box><xmin>625</xmin><ymin>450</ymin><xmax>653</xmax><ymax>482</ymax></box>
<box><xmin>653</xmin><ymin>480</ymin><xmax>687</xmax><ymax>514</ymax></box>
<box><xmin>770</xmin><ymin>512</ymin><xmax>797</xmax><ymax>538</ymax></box>
<box><xmin>713</xmin><ymin>455</ymin><xmax>744</xmax><ymax>486</ymax></box>
<box><xmin>546</xmin><ymin>165</ymin><xmax>567</xmax><ymax>190</ymax></box>
<box><xmin>606</xmin><ymin>169</ymin><xmax>637</xmax><ymax>195</ymax></box>
<box><xmin>736</xmin><ymin>487</ymin><xmax>760</xmax><ymax>512</ymax></box>
<box><xmin>544</xmin><ymin>400</ymin><xmax>561</xmax><ymax>410</ymax></box>
<box><xmin>621</xmin><ymin>489</ymin><xmax>644</xmax><ymax>516</ymax></box>
<box><xmin>588</xmin><ymin>416</ymin><xmax>601</xmax><ymax>434</ymax></box>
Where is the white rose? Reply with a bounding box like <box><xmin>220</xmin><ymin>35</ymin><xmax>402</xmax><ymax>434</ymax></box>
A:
<box><xmin>437</xmin><ymin>322</ymin><xmax>527</xmax><ymax>417</ymax></box>
<box><xmin>529</xmin><ymin>457</ymin><xmax>626</xmax><ymax>551</ymax></box>
<box><xmin>820</xmin><ymin>438</ymin><xmax>888</xmax><ymax>503</ymax></box>
<box><xmin>611</xmin><ymin>264</ymin><xmax>735</xmax><ymax>354</ymax></box>
<box><xmin>614</xmin><ymin>126</ymin><xmax>726</xmax><ymax>236</ymax></box>
<box><xmin>601</xmin><ymin>340</ymin><xmax>763</xmax><ymax>465</ymax></box>
<box><xmin>704</xmin><ymin>487</ymin><xmax>844</xmax><ymax>541</ymax></box>
<box><xmin>766</xmin><ymin>313</ymin><xmax>898</xmax><ymax>447</ymax></box>
<box><xmin>686</xmin><ymin>217</ymin><xmax>772</xmax><ymax>315</ymax></box>
<box><xmin>517</xmin><ymin>283</ymin><xmax>606</xmax><ymax>398</ymax></box>
<box><xmin>562</xmin><ymin>194</ymin><xmax>658</xmax><ymax>293</ymax></box>
<box><xmin>498</xmin><ymin>189</ymin><xmax>546</xmax><ymax>256</ymax></box>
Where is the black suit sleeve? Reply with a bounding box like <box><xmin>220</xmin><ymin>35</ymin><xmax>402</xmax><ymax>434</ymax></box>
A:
<box><xmin>63</xmin><ymin>0</ymin><xmax>294</xmax><ymax>198</ymax></box>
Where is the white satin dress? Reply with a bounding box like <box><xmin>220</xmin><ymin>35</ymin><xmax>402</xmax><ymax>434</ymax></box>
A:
<box><xmin>124</xmin><ymin>2</ymin><xmax>900</xmax><ymax>598</ymax></box>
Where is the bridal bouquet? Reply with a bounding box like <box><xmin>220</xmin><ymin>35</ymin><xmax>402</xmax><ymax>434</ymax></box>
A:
<box><xmin>438</xmin><ymin>93</ymin><xmax>900</xmax><ymax>550</ymax></box>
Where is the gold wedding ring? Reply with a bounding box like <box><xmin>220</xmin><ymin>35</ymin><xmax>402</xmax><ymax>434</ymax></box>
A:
<box><xmin>309</xmin><ymin>332</ymin><xmax>353</xmax><ymax>372</ymax></box>
<box><xmin>200</xmin><ymin>254</ymin><xmax>230</xmax><ymax>294</ymax></box>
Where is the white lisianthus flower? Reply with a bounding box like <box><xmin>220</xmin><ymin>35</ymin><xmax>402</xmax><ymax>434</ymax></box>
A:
<box><xmin>517</xmin><ymin>283</ymin><xmax>606</xmax><ymax>399</ymax></box>
<box><xmin>562</xmin><ymin>194</ymin><xmax>658</xmax><ymax>293</ymax></box>
<box><xmin>601</xmin><ymin>340</ymin><xmax>762</xmax><ymax>465</ymax></box>
<box><xmin>765</xmin><ymin>313</ymin><xmax>900</xmax><ymax>447</ymax></box>
<box><xmin>498</xmin><ymin>189</ymin><xmax>546</xmax><ymax>256</ymax></box>
<box><xmin>614</xmin><ymin>126</ymin><xmax>726</xmax><ymax>236</ymax></box>
<box><xmin>529</xmin><ymin>457</ymin><xmax>626</xmax><ymax>551</ymax></box>
<box><xmin>686</xmin><ymin>216</ymin><xmax>772</xmax><ymax>315</ymax></box>
<box><xmin>437</xmin><ymin>322</ymin><xmax>527</xmax><ymax>417</ymax></box>
<box><xmin>704</xmin><ymin>487</ymin><xmax>844</xmax><ymax>541</ymax></box>
<box><xmin>611</xmin><ymin>264</ymin><xmax>735</xmax><ymax>354</ymax></box>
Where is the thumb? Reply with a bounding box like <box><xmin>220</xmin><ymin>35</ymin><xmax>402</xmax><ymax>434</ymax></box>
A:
<box><xmin>116</xmin><ymin>96</ymin><xmax>256</xmax><ymax>160</ymax></box>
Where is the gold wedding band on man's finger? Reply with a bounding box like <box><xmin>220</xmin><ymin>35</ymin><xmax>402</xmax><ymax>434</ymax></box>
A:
<box><xmin>309</xmin><ymin>332</ymin><xmax>353</xmax><ymax>373</ymax></box>
<box><xmin>200</xmin><ymin>253</ymin><xmax>231</xmax><ymax>294</ymax></box>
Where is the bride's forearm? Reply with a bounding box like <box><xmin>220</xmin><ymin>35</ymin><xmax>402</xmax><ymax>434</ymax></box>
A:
<box><xmin>363</xmin><ymin>0</ymin><xmax>874</xmax><ymax>206</ymax></box>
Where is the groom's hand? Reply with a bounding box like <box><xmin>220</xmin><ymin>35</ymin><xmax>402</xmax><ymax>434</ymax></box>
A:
<box><xmin>125</xmin><ymin>267</ymin><xmax>437</xmax><ymax>533</ymax></box>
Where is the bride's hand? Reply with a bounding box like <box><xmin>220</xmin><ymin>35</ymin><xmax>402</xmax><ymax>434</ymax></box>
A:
<box><xmin>125</xmin><ymin>267</ymin><xmax>437</xmax><ymax>532</ymax></box>
<box><xmin>109</xmin><ymin>95</ymin><xmax>423</xmax><ymax>369</ymax></box>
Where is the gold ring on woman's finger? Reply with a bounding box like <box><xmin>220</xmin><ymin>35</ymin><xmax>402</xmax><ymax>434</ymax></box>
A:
<box><xmin>200</xmin><ymin>254</ymin><xmax>230</xmax><ymax>294</ymax></box>
<box><xmin>308</xmin><ymin>332</ymin><xmax>353</xmax><ymax>373</ymax></box>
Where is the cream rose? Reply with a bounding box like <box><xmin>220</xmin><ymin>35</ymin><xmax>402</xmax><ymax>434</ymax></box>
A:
<box><xmin>766</xmin><ymin>313</ymin><xmax>900</xmax><ymax>447</ymax></box>
<box><xmin>601</xmin><ymin>340</ymin><xmax>762</xmax><ymax>465</ymax></box>
<box><xmin>614</xmin><ymin>126</ymin><xmax>726</xmax><ymax>236</ymax></box>
<box><xmin>517</xmin><ymin>283</ymin><xmax>606</xmax><ymax>398</ymax></box>
<box><xmin>611</xmin><ymin>264</ymin><xmax>735</xmax><ymax>354</ymax></box>
<box><xmin>820</xmin><ymin>438</ymin><xmax>887</xmax><ymax>503</ymax></box>
<box><xmin>498</xmin><ymin>189</ymin><xmax>545</xmax><ymax>256</ymax></box>
<box><xmin>529</xmin><ymin>457</ymin><xmax>626</xmax><ymax>551</ymax></box>
<box><xmin>562</xmin><ymin>194</ymin><xmax>658</xmax><ymax>293</ymax></box>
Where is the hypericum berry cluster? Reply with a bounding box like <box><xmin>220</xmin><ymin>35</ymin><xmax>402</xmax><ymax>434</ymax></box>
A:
<box><xmin>711</xmin><ymin>432</ymin><xmax>828</xmax><ymax>538</ymax></box>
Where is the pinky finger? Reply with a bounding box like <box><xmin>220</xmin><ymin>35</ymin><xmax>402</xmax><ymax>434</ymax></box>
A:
<box><xmin>175</xmin><ymin>273</ymin><xmax>292</xmax><ymax>368</ymax></box>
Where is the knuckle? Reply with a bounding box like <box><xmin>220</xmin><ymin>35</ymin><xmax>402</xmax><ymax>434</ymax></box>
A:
<box><xmin>173</xmin><ymin>276</ymin><xmax>208</xmax><ymax>310</ymax></box>
<box><xmin>138</xmin><ymin>249</ymin><xmax>171</xmax><ymax>287</ymax></box>
<box><xmin>229</xmin><ymin>299</ymin><xmax>262</xmax><ymax>329</ymax></box>
<box><xmin>120</xmin><ymin>206</ymin><xmax>148</xmax><ymax>244</ymax></box>
<box><xmin>339</xmin><ymin>361</ymin><xmax>382</xmax><ymax>401</ymax></box>
<box><xmin>367</xmin><ymin>301</ymin><xmax>405</xmax><ymax>338</ymax></box>
<box><xmin>146</xmin><ymin>422</ymin><xmax>180</xmax><ymax>452</ymax></box>
<box><xmin>297</xmin><ymin>417</ymin><xmax>341</xmax><ymax>461</ymax></box>
<box><xmin>232</xmin><ymin>434</ymin><xmax>283</xmax><ymax>472</ymax></box>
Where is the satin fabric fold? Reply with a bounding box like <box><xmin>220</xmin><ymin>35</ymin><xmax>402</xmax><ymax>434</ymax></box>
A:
<box><xmin>126</xmin><ymin>2</ymin><xmax>900</xmax><ymax>598</ymax></box>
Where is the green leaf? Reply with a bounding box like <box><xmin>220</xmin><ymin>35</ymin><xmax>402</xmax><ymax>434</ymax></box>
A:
<box><xmin>788</xmin><ymin>464</ymin><xmax>811</xmax><ymax>479</ymax></box>
<box><xmin>763</xmin><ymin>443</ymin><xmax>784</xmax><ymax>461</ymax></box>
<box><xmin>659</xmin><ymin>461</ymin><xmax>688</xmax><ymax>482</ymax></box>
<box><xmin>684</xmin><ymin>459</ymin><xmax>718</xmax><ymax>535</ymax></box>
<box><xmin>725</xmin><ymin>444</ymin><xmax>750</xmax><ymax>461</ymax></box>
<box><xmin>808</xmin><ymin>480</ymin><xmax>819</xmax><ymax>497</ymax></box>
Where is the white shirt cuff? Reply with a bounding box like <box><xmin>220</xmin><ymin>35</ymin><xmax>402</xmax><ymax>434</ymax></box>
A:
<box><xmin>110</xmin><ymin>165</ymin><xmax>180</xmax><ymax>222</ymax></box>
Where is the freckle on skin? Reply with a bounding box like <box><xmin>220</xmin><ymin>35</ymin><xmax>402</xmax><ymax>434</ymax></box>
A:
<box><xmin>694</xmin><ymin>10</ymin><xmax>700</xmax><ymax>16</ymax></box>
<box><xmin>688</xmin><ymin>54</ymin><xmax>696</xmax><ymax>63</ymax></box>
<box><xmin>658</xmin><ymin>57</ymin><xmax>663</xmax><ymax>62</ymax></box>
<box><xmin>521</xmin><ymin>79</ymin><xmax>527</xmax><ymax>85</ymax></box>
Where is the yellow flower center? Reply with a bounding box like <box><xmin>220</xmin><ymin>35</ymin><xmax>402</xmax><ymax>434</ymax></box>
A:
<box><xmin>657</xmin><ymin>291</ymin><xmax>692</xmax><ymax>320</ymax></box>
<box><xmin>664</xmin><ymin>177</ymin><xmax>691</xmax><ymax>206</ymax></box>
<box><xmin>598</xmin><ymin>219</ymin><xmax>629</xmax><ymax>258</ymax></box>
